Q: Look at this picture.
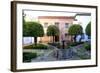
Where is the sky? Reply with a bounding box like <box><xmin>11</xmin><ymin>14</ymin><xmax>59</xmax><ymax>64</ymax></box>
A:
<box><xmin>24</xmin><ymin>10</ymin><xmax>76</xmax><ymax>21</ymax></box>
<box><xmin>24</xmin><ymin>10</ymin><xmax>91</xmax><ymax>33</ymax></box>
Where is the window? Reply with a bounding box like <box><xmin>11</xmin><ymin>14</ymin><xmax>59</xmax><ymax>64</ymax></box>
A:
<box><xmin>55</xmin><ymin>22</ymin><xmax>59</xmax><ymax>27</ymax></box>
<box><xmin>44</xmin><ymin>22</ymin><xmax>48</xmax><ymax>28</ymax></box>
<box><xmin>65</xmin><ymin>23</ymin><xmax>69</xmax><ymax>28</ymax></box>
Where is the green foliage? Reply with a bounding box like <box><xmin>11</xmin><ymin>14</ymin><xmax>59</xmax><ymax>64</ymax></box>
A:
<box><xmin>23</xmin><ymin>22</ymin><xmax>44</xmax><ymax>37</ymax></box>
<box><xmin>23</xmin><ymin>44</ymin><xmax>33</xmax><ymax>49</ymax></box>
<box><xmin>84</xmin><ymin>43</ymin><xmax>91</xmax><ymax>51</ymax></box>
<box><xmin>85</xmin><ymin>22</ymin><xmax>91</xmax><ymax>36</ymax></box>
<box><xmin>23</xmin><ymin>20</ymin><xmax>28</xmax><ymax>36</ymax></box>
<box><xmin>23</xmin><ymin>21</ymin><xmax>44</xmax><ymax>45</ymax></box>
<box><xmin>32</xmin><ymin>44</ymin><xmax>48</xmax><ymax>49</ymax></box>
<box><xmin>68</xmin><ymin>42</ymin><xmax>84</xmax><ymax>47</ymax></box>
<box><xmin>47</xmin><ymin>25</ymin><xmax>59</xmax><ymax>43</ymax></box>
<box><xmin>76</xmin><ymin>48</ymin><xmax>90</xmax><ymax>59</ymax></box>
<box><xmin>23</xmin><ymin>52</ymin><xmax>37</xmax><ymax>62</ymax></box>
<box><xmin>23</xmin><ymin>44</ymin><xmax>48</xmax><ymax>49</ymax></box>
<box><xmin>47</xmin><ymin>25</ymin><xmax>59</xmax><ymax>36</ymax></box>
<box><xmin>68</xmin><ymin>24</ymin><xmax>83</xmax><ymax>35</ymax></box>
<box><xmin>48</xmin><ymin>42</ymin><xmax>61</xmax><ymax>48</ymax></box>
<box><xmin>68</xmin><ymin>24</ymin><xmax>83</xmax><ymax>42</ymax></box>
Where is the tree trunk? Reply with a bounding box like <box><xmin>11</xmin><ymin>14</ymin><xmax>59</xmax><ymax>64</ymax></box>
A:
<box><xmin>53</xmin><ymin>36</ymin><xmax>55</xmax><ymax>43</ymax></box>
<box><xmin>34</xmin><ymin>37</ymin><xmax>37</xmax><ymax>45</ymax></box>
<box><xmin>71</xmin><ymin>36</ymin><xmax>73</xmax><ymax>42</ymax></box>
<box><xmin>88</xmin><ymin>36</ymin><xmax>91</xmax><ymax>39</ymax></box>
<box><xmin>74</xmin><ymin>35</ymin><xmax>77</xmax><ymax>42</ymax></box>
<box><xmin>79</xmin><ymin>35</ymin><xmax>82</xmax><ymax>42</ymax></box>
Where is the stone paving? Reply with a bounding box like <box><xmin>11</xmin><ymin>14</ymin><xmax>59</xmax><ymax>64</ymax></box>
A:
<box><xmin>30</xmin><ymin>44</ymin><xmax>90</xmax><ymax>62</ymax></box>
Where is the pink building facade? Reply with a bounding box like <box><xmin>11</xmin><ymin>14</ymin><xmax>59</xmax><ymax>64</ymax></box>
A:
<box><xmin>38</xmin><ymin>16</ymin><xmax>75</xmax><ymax>43</ymax></box>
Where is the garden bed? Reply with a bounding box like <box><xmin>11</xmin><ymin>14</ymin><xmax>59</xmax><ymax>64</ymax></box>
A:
<box><xmin>23</xmin><ymin>44</ymin><xmax>48</xmax><ymax>49</ymax></box>
<box><xmin>48</xmin><ymin>42</ymin><xmax>61</xmax><ymax>48</ymax></box>
<box><xmin>23</xmin><ymin>52</ymin><xmax>37</xmax><ymax>62</ymax></box>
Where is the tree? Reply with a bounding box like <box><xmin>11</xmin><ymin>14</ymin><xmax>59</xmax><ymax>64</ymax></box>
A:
<box><xmin>68</xmin><ymin>24</ymin><xmax>83</xmax><ymax>42</ymax></box>
<box><xmin>23</xmin><ymin>22</ymin><xmax>44</xmax><ymax>45</ymax></box>
<box><xmin>47</xmin><ymin>25</ymin><xmax>59</xmax><ymax>43</ymax></box>
<box><xmin>23</xmin><ymin>20</ymin><xmax>28</xmax><ymax>36</ymax></box>
<box><xmin>85</xmin><ymin>22</ymin><xmax>91</xmax><ymax>38</ymax></box>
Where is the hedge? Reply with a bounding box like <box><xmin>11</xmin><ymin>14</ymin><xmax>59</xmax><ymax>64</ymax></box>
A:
<box><xmin>23</xmin><ymin>52</ymin><xmax>37</xmax><ymax>62</ymax></box>
<box><xmin>23</xmin><ymin>44</ymin><xmax>48</xmax><ymax>49</ymax></box>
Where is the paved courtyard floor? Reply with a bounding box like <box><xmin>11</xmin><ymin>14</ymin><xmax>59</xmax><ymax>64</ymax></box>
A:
<box><xmin>23</xmin><ymin>43</ymin><xmax>91</xmax><ymax>62</ymax></box>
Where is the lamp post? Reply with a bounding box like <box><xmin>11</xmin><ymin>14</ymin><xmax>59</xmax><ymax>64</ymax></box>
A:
<box><xmin>62</xmin><ymin>40</ymin><xmax>65</xmax><ymax>49</ymax></box>
<box><xmin>61</xmin><ymin>33</ymin><xmax>66</xmax><ymax>60</ymax></box>
<box><xmin>61</xmin><ymin>33</ymin><xmax>65</xmax><ymax>49</ymax></box>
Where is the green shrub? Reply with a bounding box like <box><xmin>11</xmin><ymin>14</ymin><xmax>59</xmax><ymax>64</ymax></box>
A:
<box><xmin>65</xmin><ymin>42</ymin><xmax>84</xmax><ymax>49</ymax></box>
<box><xmin>66</xmin><ymin>45</ymin><xmax>72</xmax><ymax>49</ymax></box>
<box><xmin>23</xmin><ymin>44</ymin><xmax>48</xmax><ymax>49</ymax></box>
<box><xmin>32</xmin><ymin>44</ymin><xmax>48</xmax><ymax>49</ymax></box>
<box><xmin>23</xmin><ymin>52</ymin><xmax>37</xmax><ymax>62</ymax></box>
<box><xmin>69</xmin><ymin>42</ymin><xmax>84</xmax><ymax>47</ymax></box>
<box><xmin>84</xmin><ymin>43</ymin><xmax>91</xmax><ymax>51</ymax></box>
<box><xmin>78</xmin><ymin>54</ymin><xmax>90</xmax><ymax>59</ymax></box>
<box><xmin>85</xmin><ymin>22</ymin><xmax>91</xmax><ymax>36</ymax></box>
<box><xmin>76</xmin><ymin>48</ymin><xmax>90</xmax><ymax>59</ymax></box>
<box><xmin>48</xmin><ymin>42</ymin><xmax>61</xmax><ymax>48</ymax></box>
<box><xmin>23</xmin><ymin>45</ymin><xmax>33</xmax><ymax>49</ymax></box>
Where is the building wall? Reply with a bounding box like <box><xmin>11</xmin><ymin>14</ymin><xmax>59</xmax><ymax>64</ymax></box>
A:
<box><xmin>38</xmin><ymin>16</ymin><xmax>75</xmax><ymax>43</ymax></box>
